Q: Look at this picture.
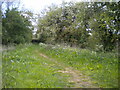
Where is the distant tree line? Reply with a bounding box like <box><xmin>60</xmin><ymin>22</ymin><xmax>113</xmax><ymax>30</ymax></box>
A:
<box><xmin>36</xmin><ymin>2</ymin><xmax>120</xmax><ymax>51</ymax></box>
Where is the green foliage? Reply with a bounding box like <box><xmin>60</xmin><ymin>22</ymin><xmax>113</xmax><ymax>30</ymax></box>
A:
<box><xmin>88</xmin><ymin>2</ymin><xmax>119</xmax><ymax>51</ymax></box>
<box><xmin>2</xmin><ymin>44</ymin><xmax>69</xmax><ymax>88</ymax></box>
<box><xmin>36</xmin><ymin>44</ymin><xmax>118</xmax><ymax>88</ymax></box>
<box><xmin>2</xmin><ymin>8</ymin><xmax>33</xmax><ymax>45</ymax></box>
<box><xmin>0</xmin><ymin>6</ymin><xmax>2</xmax><ymax>44</ymax></box>
<box><xmin>2</xmin><ymin>1</ymin><xmax>119</xmax><ymax>88</ymax></box>
<box><xmin>3</xmin><ymin>44</ymin><xmax>118</xmax><ymax>88</ymax></box>
<box><xmin>37</xmin><ymin>2</ymin><xmax>119</xmax><ymax>51</ymax></box>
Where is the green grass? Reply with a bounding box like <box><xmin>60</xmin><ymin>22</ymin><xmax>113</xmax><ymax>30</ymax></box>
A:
<box><xmin>2</xmin><ymin>44</ymin><xmax>70</xmax><ymax>88</ymax></box>
<box><xmin>2</xmin><ymin>43</ymin><xmax>118</xmax><ymax>88</ymax></box>
<box><xmin>35</xmin><ymin>43</ymin><xmax>118</xmax><ymax>88</ymax></box>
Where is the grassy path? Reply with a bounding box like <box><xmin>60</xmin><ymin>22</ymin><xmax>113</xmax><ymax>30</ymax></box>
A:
<box><xmin>38</xmin><ymin>52</ymin><xmax>97</xmax><ymax>88</ymax></box>
<box><xmin>2</xmin><ymin>44</ymin><xmax>118</xmax><ymax>88</ymax></box>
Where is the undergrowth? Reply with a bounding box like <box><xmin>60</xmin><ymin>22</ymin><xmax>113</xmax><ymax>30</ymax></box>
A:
<box><xmin>2</xmin><ymin>44</ymin><xmax>69</xmax><ymax>88</ymax></box>
<box><xmin>37</xmin><ymin>43</ymin><xmax>118</xmax><ymax>88</ymax></box>
<box><xmin>2</xmin><ymin>43</ymin><xmax>118</xmax><ymax>88</ymax></box>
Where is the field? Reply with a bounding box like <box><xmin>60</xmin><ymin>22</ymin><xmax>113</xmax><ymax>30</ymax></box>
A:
<box><xmin>2</xmin><ymin>43</ymin><xmax>118</xmax><ymax>88</ymax></box>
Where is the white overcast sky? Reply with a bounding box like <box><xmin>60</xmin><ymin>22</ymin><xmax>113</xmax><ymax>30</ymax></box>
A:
<box><xmin>19</xmin><ymin>0</ymin><xmax>120</xmax><ymax>13</ymax></box>
<box><xmin>1</xmin><ymin>0</ymin><xmax>119</xmax><ymax>14</ymax></box>
<box><xmin>20</xmin><ymin>0</ymin><xmax>82</xmax><ymax>13</ymax></box>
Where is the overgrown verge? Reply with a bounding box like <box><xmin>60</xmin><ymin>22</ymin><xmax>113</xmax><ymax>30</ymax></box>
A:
<box><xmin>2</xmin><ymin>43</ymin><xmax>118</xmax><ymax>88</ymax></box>
<box><xmin>37</xmin><ymin>43</ymin><xmax>118</xmax><ymax>88</ymax></box>
<box><xmin>2</xmin><ymin>44</ymin><xmax>69</xmax><ymax>88</ymax></box>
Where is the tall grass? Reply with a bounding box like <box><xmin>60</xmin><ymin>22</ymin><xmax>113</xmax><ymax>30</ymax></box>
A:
<box><xmin>2</xmin><ymin>44</ymin><xmax>69</xmax><ymax>88</ymax></box>
<box><xmin>37</xmin><ymin>43</ymin><xmax>118</xmax><ymax>88</ymax></box>
<box><xmin>2</xmin><ymin>43</ymin><xmax>118</xmax><ymax>88</ymax></box>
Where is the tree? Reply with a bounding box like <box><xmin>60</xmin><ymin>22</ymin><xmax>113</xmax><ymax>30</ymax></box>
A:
<box><xmin>2</xmin><ymin>8</ymin><xmax>33</xmax><ymax>45</ymax></box>
<box><xmin>88</xmin><ymin>2</ymin><xmax>120</xmax><ymax>51</ymax></box>
<box><xmin>37</xmin><ymin>1</ymin><xmax>119</xmax><ymax>51</ymax></box>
